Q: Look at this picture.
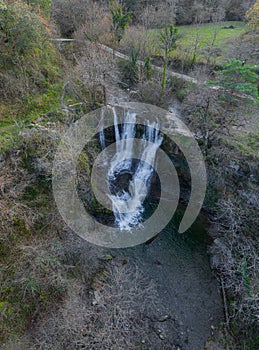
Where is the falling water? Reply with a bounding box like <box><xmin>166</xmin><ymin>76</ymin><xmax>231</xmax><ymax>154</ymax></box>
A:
<box><xmin>100</xmin><ymin>108</ymin><xmax>163</xmax><ymax>230</ymax></box>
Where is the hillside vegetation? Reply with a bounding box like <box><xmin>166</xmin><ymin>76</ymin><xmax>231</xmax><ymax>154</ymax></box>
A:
<box><xmin>0</xmin><ymin>1</ymin><xmax>258</xmax><ymax>349</ymax></box>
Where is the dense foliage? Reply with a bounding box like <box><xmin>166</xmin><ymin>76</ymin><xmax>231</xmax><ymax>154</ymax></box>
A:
<box><xmin>246</xmin><ymin>0</ymin><xmax>259</xmax><ymax>29</ymax></box>
<box><xmin>0</xmin><ymin>0</ymin><xmax>59</xmax><ymax>100</ymax></box>
<box><xmin>215</xmin><ymin>59</ymin><xmax>259</xmax><ymax>99</ymax></box>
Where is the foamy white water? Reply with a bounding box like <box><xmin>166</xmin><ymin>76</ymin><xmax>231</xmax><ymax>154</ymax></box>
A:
<box><xmin>101</xmin><ymin>109</ymin><xmax>163</xmax><ymax>230</ymax></box>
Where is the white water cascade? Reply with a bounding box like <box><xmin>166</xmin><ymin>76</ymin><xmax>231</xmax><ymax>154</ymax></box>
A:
<box><xmin>100</xmin><ymin>108</ymin><xmax>163</xmax><ymax>230</ymax></box>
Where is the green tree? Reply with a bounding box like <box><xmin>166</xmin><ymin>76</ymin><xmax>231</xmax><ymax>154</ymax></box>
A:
<box><xmin>246</xmin><ymin>0</ymin><xmax>259</xmax><ymax>30</ymax></box>
<box><xmin>159</xmin><ymin>24</ymin><xmax>179</xmax><ymax>91</ymax></box>
<box><xmin>120</xmin><ymin>45</ymin><xmax>140</xmax><ymax>84</ymax></box>
<box><xmin>110</xmin><ymin>0</ymin><xmax>130</xmax><ymax>46</ymax></box>
<box><xmin>215</xmin><ymin>59</ymin><xmax>258</xmax><ymax>100</ymax></box>
<box><xmin>144</xmin><ymin>56</ymin><xmax>152</xmax><ymax>79</ymax></box>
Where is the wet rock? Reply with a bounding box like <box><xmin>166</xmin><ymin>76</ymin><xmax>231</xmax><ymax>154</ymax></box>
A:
<box><xmin>158</xmin><ymin>315</ymin><xmax>170</xmax><ymax>322</ymax></box>
<box><xmin>100</xmin><ymin>254</ymin><xmax>114</xmax><ymax>261</ymax></box>
<box><xmin>229</xmin><ymin>161</ymin><xmax>240</xmax><ymax>172</ymax></box>
<box><xmin>92</xmin><ymin>290</ymin><xmax>102</xmax><ymax>305</ymax></box>
<box><xmin>156</xmin><ymin>329</ymin><xmax>165</xmax><ymax>340</ymax></box>
<box><xmin>159</xmin><ymin>333</ymin><xmax>165</xmax><ymax>340</ymax></box>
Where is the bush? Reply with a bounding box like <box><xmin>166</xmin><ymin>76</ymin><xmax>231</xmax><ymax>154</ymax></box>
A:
<box><xmin>214</xmin><ymin>59</ymin><xmax>259</xmax><ymax>99</ymax></box>
<box><xmin>26</xmin><ymin>0</ymin><xmax>52</xmax><ymax>18</ymax></box>
<box><xmin>0</xmin><ymin>150</ymin><xmax>66</xmax><ymax>343</ymax></box>
<box><xmin>0</xmin><ymin>1</ymin><xmax>59</xmax><ymax>101</ymax></box>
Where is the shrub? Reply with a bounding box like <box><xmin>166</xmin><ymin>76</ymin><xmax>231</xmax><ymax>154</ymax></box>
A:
<box><xmin>214</xmin><ymin>59</ymin><xmax>259</xmax><ymax>99</ymax></box>
<box><xmin>0</xmin><ymin>1</ymin><xmax>59</xmax><ymax>101</ymax></box>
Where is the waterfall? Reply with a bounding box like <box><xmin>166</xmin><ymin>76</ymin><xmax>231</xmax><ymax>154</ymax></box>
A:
<box><xmin>108</xmin><ymin>108</ymin><xmax>137</xmax><ymax>178</ymax></box>
<box><xmin>100</xmin><ymin>108</ymin><xmax>163</xmax><ymax>231</ymax></box>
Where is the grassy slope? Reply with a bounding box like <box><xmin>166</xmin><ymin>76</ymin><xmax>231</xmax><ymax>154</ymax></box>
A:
<box><xmin>150</xmin><ymin>21</ymin><xmax>247</xmax><ymax>63</ymax></box>
<box><xmin>227</xmin><ymin>111</ymin><xmax>259</xmax><ymax>156</ymax></box>
<box><xmin>0</xmin><ymin>85</ymin><xmax>63</xmax><ymax>153</ymax></box>
<box><xmin>176</xmin><ymin>21</ymin><xmax>246</xmax><ymax>49</ymax></box>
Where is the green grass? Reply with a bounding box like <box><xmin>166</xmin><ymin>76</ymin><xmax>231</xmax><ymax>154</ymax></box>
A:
<box><xmin>0</xmin><ymin>83</ymin><xmax>63</xmax><ymax>153</ymax></box>
<box><xmin>231</xmin><ymin>132</ymin><xmax>259</xmax><ymax>156</ymax></box>
<box><xmin>150</xmin><ymin>21</ymin><xmax>247</xmax><ymax>63</ymax></box>
<box><xmin>176</xmin><ymin>21</ymin><xmax>246</xmax><ymax>48</ymax></box>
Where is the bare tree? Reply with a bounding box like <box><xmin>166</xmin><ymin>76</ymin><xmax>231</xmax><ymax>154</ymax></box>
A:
<box><xmin>51</xmin><ymin>0</ymin><xmax>110</xmax><ymax>37</ymax></box>
<box><xmin>182</xmin><ymin>82</ymin><xmax>253</xmax><ymax>155</ymax></box>
<box><xmin>16</xmin><ymin>260</ymin><xmax>163</xmax><ymax>350</ymax></box>
<box><xmin>64</xmin><ymin>41</ymin><xmax>116</xmax><ymax>109</ymax></box>
<box><xmin>210</xmin><ymin>197</ymin><xmax>258</xmax><ymax>339</ymax></box>
<box><xmin>140</xmin><ymin>0</ymin><xmax>177</xmax><ymax>29</ymax></box>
